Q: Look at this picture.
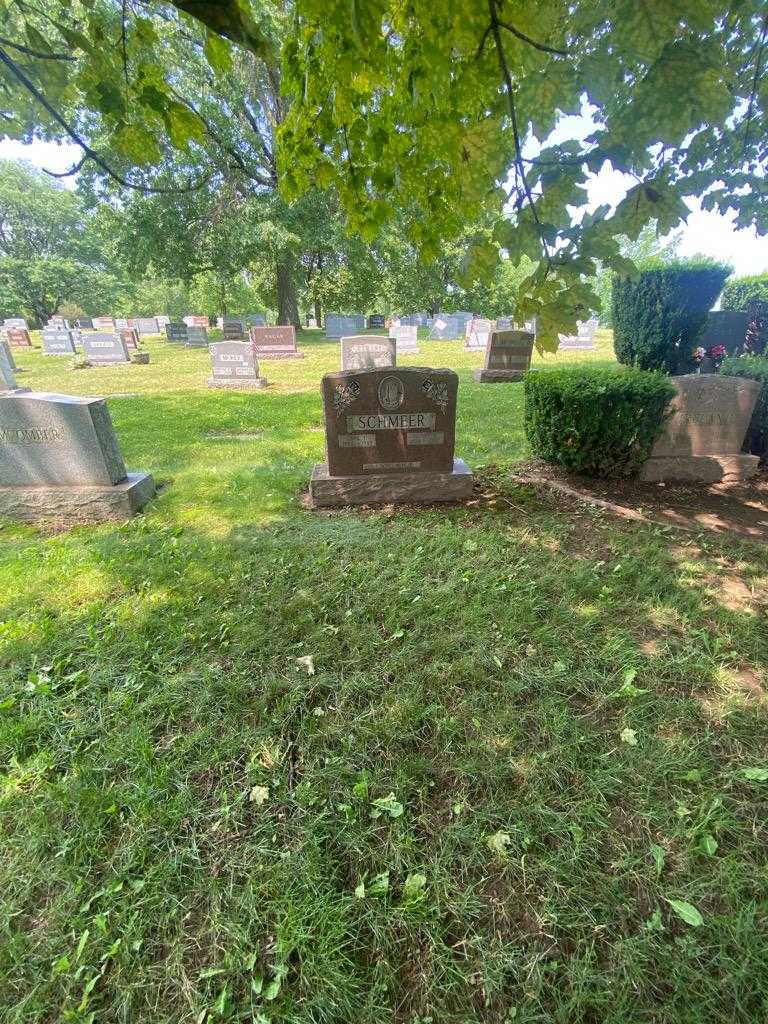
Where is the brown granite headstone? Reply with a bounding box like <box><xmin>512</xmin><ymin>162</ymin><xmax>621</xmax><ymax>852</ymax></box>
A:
<box><xmin>7</xmin><ymin>328</ymin><xmax>32</xmax><ymax>348</ymax></box>
<box><xmin>310</xmin><ymin>366</ymin><xmax>473</xmax><ymax>507</ymax></box>
<box><xmin>119</xmin><ymin>327</ymin><xmax>139</xmax><ymax>350</ymax></box>
<box><xmin>250</xmin><ymin>325</ymin><xmax>303</xmax><ymax>359</ymax></box>
<box><xmin>640</xmin><ymin>374</ymin><xmax>761</xmax><ymax>483</ymax></box>
<box><xmin>474</xmin><ymin>330</ymin><xmax>534</xmax><ymax>382</ymax></box>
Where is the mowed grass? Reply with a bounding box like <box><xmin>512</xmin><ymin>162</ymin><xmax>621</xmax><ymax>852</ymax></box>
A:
<box><xmin>2</xmin><ymin>329</ymin><xmax>768</xmax><ymax>1023</ymax></box>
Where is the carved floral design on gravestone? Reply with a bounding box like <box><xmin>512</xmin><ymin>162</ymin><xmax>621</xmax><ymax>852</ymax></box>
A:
<box><xmin>333</xmin><ymin>380</ymin><xmax>360</xmax><ymax>416</ymax></box>
<box><xmin>422</xmin><ymin>378</ymin><xmax>449</xmax><ymax>413</ymax></box>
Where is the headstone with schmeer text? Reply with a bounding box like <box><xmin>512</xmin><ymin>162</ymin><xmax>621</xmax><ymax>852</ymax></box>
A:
<box><xmin>310</xmin><ymin>366</ymin><xmax>473</xmax><ymax>507</ymax></box>
<box><xmin>208</xmin><ymin>341</ymin><xmax>267</xmax><ymax>389</ymax></box>
<box><xmin>340</xmin><ymin>335</ymin><xmax>396</xmax><ymax>371</ymax></box>
<box><xmin>185</xmin><ymin>326</ymin><xmax>209</xmax><ymax>348</ymax></box>
<box><xmin>42</xmin><ymin>328</ymin><xmax>77</xmax><ymax>356</ymax></box>
<box><xmin>475</xmin><ymin>330</ymin><xmax>535</xmax><ymax>383</ymax></box>
<box><xmin>250</xmin><ymin>325</ymin><xmax>303</xmax><ymax>359</ymax></box>
<box><xmin>82</xmin><ymin>332</ymin><xmax>130</xmax><ymax>365</ymax></box>
<box><xmin>0</xmin><ymin>392</ymin><xmax>155</xmax><ymax>520</ymax></box>
<box><xmin>640</xmin><ymin>374</ymin><xmax>761</xmax><ymax>483</ymax></box>
<box><xmin>165</xmin><ymin>322</ymin><xmax>188</xmax><ymax>344</ymax></box>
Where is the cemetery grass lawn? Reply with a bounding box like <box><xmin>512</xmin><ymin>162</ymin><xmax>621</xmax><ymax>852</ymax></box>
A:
<box><xmin>2</xmin><ymin>329</ymin><xmax>768</xmax><ymax>1023</ymax></box>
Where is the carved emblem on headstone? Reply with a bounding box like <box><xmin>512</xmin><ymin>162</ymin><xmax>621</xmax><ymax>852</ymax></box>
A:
<box><xmin>378</xmin><ymin>376</ymin><xmax>405</xmax><ymax>411</ymax></box>
<box><xmin>422</xmin><ymin>377</ymin><xmax>449</xmax><ymax>412</ymax></box>
<box><xmin>333</xmin><ymin>380</ymin><xmax>360</xmax><ymax>416</ymax></box>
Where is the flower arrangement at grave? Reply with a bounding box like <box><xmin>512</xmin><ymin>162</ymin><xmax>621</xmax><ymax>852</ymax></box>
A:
<box><xmin>693</xmin><ymin>344</ymin><xmax>727</xmax><ymax>372</ymax></box>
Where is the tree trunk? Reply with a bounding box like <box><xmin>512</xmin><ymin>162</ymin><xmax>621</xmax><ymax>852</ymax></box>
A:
<box><xmin>276</xmin><ymin>261</ymin><xmax>300</xmax><ymax>327</ymax></box>
<box><xmin>314</xmin><ymin>297</ymin><xmax>322</xmax><ymax>327</ymax></box>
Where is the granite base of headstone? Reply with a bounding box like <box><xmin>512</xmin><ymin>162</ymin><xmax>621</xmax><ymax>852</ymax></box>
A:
<box><xmin>250</xmin><ymin>325</ymin><xmax>303</xmax><ymax>359</ymax></box>
<box><xmin>340</xmin><ymin>335</ymin><xmax>396</xmax><ymax>370</ymax></box>
<box><xmin>208</xmin><ymin>341</ymin><xmax>268</xmax><ymax>389</ymax></box>
<box><xmin>309</xmin><ymin>366</ymin><xmax>473</xmax><ymax>508</ymax></box>
<box><xmin>474</xmin><ymin>330</ymin><xmax>534</xmax><ymax>382</ymax></box>
<box><xmin>0</xmin><ymin>392</ymin><xmax>155</xmax><ymax>520</ymax></box>
<box><xmin>640</xmin><ymin>374</ymin><xmax>761</xmax><ymax>483</ymax></box>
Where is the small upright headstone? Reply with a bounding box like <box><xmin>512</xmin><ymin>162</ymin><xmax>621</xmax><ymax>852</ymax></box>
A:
<box><xmin>119</xmin><ymin>327</ymin><xmax>139</xmax><ymax>350</ymax></box>
<box><xmin>475</xmin><ymin>330</ymin><xmax>535</xmax><ymax>383</ymax></box>
<box><xmin>135</xmin><ymin>317</ymin><xmax>159</xmax><ymax>336</ymax></box>
<box><xmin>75</xmin><ymin>317</ymin><xmax>94</xmax><ymax>330</ymax></box>
<box><xmin>82</xmin><ymin>332</ymin><xmax>131</xmax><ymax>365</ymax></box>
<box><xmin>465</xmin><ymin>318</ymin><xmax>493</xmax><ymax>351</ymax></box>
<box><xmin>368</xmin><ymin>314</ymin><xmax>386</xmax><ymax>330</ymax></box>
<box><xmin>640</xmin><ymin>375</ymin><xmax>761</xmax><ymax>483</ymax></box>
<box><xmin>165</xmin><ymin>322</ymin><xmax>188</xmax><ymax>344</ymax></box>
<box><xmin>250</xmin><ymin>325</ymin><xmax>303</xmax><ymax>359</ymax></box>
<box><xmin>0</xmin><ymin>343</ymin><xmax>27</xmax><ymax>393</ymax></box>
<box><xmin>245</xmin><ymin>314</ymin><xmax>266</xmax><ymax>327</ymax></box>
<box><xmin>222</xmin><ymin>317</ymin><xmax>246</xmax><ymax>340</ymax></box>
<box><xmin>208</xmin><ymin>341</ymin><xmax>267</xmax><ymax>389</ymax></box>
<box><xmin>325</xmin><ymin>314</ymin><xmax>366</xmax><ymax>338</ymax></box>
<box><xmin>0</xmin><ymin>392</ymin><xmax>155</xmax><ymax>520</ymax></box>
<box><xmin>93</xmin><ymin>316</ymin><xmax>115</xmax><ymax>331</ymax></box>
<box><xmin>114</xmin><ymin>317</ymin><xmax>128</xmax><ymax>330</ymax></box>
<box><xmin>154</xmin><ymin>315</ymin><xmax>170</xmax><ymax>328</ymax></box>
<box><xmin>48</xmin><ymin>316</ymin><xmax>70</xmax><ymax>330</ymax></box>
<box><xmin>184</xmin><ymin>315</ymin><xmax>210</xmax><ymax>328</ymax></box>
<box><xmin>559</xmin><ymin>319</ymin><xmax>597</xmax><ymax>350</ymax></box>
<box><xmin>186</xmin><ymin>326</ymin><xmax>209</xmax><ymax>348</ymax></box>
<box><xmin>4</xmin><ymin>318</ymin><xmax>28</xmax><ymax>330</ymax></box>
<box><xmin>42</xmin><ymin>328</ymin><xmax>77</xmax><ymax>356</ymax></box>
<box><xmin>340</xmin><ymin>335</ymin><xmax>396</xmax><ymax>370</ymax></box>
<box><xmin>310</xmin><ymin>366</ymin><xmax>473</xmax><ymax>507</ymax></box>
<box><xmin>389</xmin><ymin>324</ymin><xmax>419</xmax><ymax>355</ymax></box>
<box><xmin>2</xmin><ymin>340</ymin><xmax>18</xmax><ymax>371</ymax></box>
<box><xmin>429</xmin><ymin>316</ymin><xmax>463</xmax><ymax>341</ymax></box>
<box><xmin>6</xmin><ymin>328</ymin><xmax>32</xmax><ymax>348</ymax></box>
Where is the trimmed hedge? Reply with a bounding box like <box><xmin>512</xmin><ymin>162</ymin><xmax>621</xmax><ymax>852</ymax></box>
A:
<box><xmin>612</xmin><ymin>259</ymin><xmax>731</xmax><ymax>373</ymax></box>
<box><xmin>524</xmin><ymin>366</ymin><xmax>675</xmax><ymax>477</ymax></box>
<box><xmin>721</xmin><ymin>273</ymin><xmax>768</xmax><ymax>311</ymax></box>
<box><xmin>720</xmin><ymin>355</ymin><xmax>768</xmax><ymax>462</ymax></box>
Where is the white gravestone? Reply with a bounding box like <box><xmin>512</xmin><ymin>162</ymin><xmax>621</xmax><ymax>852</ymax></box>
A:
<box><xmin>389</xmin><ymin>324</ymin><xmax>419</xmax><ymax>355</ymax></box>
<box><xmin>340</xmin><ymin>336</ymin><xmax>397</xmax><ymax>371</ymax></box>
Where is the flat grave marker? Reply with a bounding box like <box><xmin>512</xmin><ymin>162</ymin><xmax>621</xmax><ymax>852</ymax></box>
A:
<box><xmin>82</xmin><ymin>332</ymin><xmax>131</xmax><ymax>365</ymax></box>
<box><xmin>340</xmin><ymin>335</ymin><xmax>396</xmax><ymax>370</ymax></box>
<box><xmin>42</xmin><ymin>328</ymin><xmax>77</xmax><ymax>356</ymax></box>
<box><xmin>208</xmin><ymin>341</ymin><xmax>267</xmax><ymax>389</ymax></box>
<box><xmin>475</xmin><ymin>329</ymin><xmax>535</xmax><ymax>383</ymax></box>
<box><xmin>310</xmin><ymin>366</ymin><xmax>473</xmax><ymax>507</ymax></box>
<box><xmin>250</xmin><ymin>325</ymin><xmax>303</xmax><ymax>359</ymax></box>
<box><xmin>0</xmin><ymin>392</ymin><xmax>155</xmax><ymax>520</ymax></box>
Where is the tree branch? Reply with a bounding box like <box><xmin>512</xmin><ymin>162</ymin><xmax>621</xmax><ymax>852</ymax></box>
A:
<box><xmin>0</xmin><ymin>46</ymin><xmax>211</xmax><ymax>194</ymax></box>
<box><xmin>43</xmin><ymin>155</ymin><xmax>87</xmax><ymax>178</ymax></box>
<box><xmin>0</xmin><ymin>35</ymin><xmax>74</xmax><ymax>61</ymax></box>
<box><xmin>495</xmin><ymin>19</ymin><xmax>568</xmax><ymax>57</ymax></box>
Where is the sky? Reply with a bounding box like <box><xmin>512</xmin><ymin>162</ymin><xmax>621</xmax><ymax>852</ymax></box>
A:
<box><xmin>1</xmin><ymin>129</ymin><xmax>766</xmax><ymax>278</ymax></box>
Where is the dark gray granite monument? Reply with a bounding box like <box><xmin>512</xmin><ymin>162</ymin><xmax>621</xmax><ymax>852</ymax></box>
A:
<box><xmin>310</xmin><ymin>366</ymin><xmax>473</xmax><ymax>507</ymax></box>
<box><xmin>0</xmin><ymin>343</ymin><xmax>28</xmax><ymax>393</ymax></box>
<box><xmin>165</xmin><ymin>322</ymin><xmax>188</xmax><ymax>344</ymax></box>
<box><xmin>82</xmin><ymin>333</ymin><xmax>131</xmax><ymax>365</ymax></box>
<box><xmin>475</xmin><ymin>330</ymin><xmax>535</xmax><ymax>382</ymax></box>
<box><xmin>340</xmin><ymin>335</ymin><xmax>396</xmax><ymax>370</ymax></box>
<box><xmin>325</xmin><ymin>314</ymin><xmax>367</xmax><ymax>339</ymax></box>
<box><xmin>208</xmin><ymin>341</ymin><xmax>267</xmax><ymax>389</ymax></box>
<box><xmin>222</xmin><ymin>317</ymin><xmax>247</xmax><ymax>340</ymax></box>
<box><xmin>42</xmin><ymin>328</ymin><xmax>77</xmax><ymax>356</ymax></box>
<box><xmin>640</xmin><ymin>374</ymin><xmax>761</xmax><ymax>483</ymax></box>
<box><xmin>0</xmin><ymin>392</ymin><xmax>155</xmax><ymax>520</ymax></box>
<box><xmin>368</xmin><ymin>314</ymin><xmax>386</xmax><ymax>329</ymax></box>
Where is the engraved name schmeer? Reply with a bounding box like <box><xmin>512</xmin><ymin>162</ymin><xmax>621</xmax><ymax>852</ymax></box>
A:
<box><xmin>346</xmin><ymin>412</ymin><xmax>436</xmax><ymax>432</ymax></box>
<box><xmin>0</xmin><ymin>426</ymin><xmax>66</xmax><ymax>444</ymax></box>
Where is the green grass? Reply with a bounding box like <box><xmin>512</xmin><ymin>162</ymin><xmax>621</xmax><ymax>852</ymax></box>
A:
<box><xmin>2</xmin><ymin>328</ymin><xmax>768</xmax><ymax>1023</ymax></box>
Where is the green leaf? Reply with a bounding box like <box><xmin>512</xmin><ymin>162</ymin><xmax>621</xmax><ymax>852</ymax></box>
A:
<box><xmin>162</xmin><ymin>102</ymin><xmax>205</xmax><ymax>152</ymax></box>
<box><xmin>487</xmin><ymin>831</ymin><xmax>512</xmax><ymax>859</ymax></box>
<box><xmin>369</xmin><ymin>792</ymin><xmax>403</xmax><ymax>819</ymax></box>
<box><xmin>665</xmin><ymin>898</ymin><xmax>704</xmax><ymax>928</ymax></box>
<box><xmin>204</xmin><ymin>32</ymin><xmax>233</xmax><ymax>74</ymax></box>
<box><xmin>650</xmin><ymin>843</ymin><xmax>665</xmax><ymax>877</ymax></box>
<box><xmin>402</xmin><ymin>872</ymin><xmax>427</xmax><ymax>902</ymax></box>
<box><xmin>741</xmin><ymin>767</ymin><xmax>768</xmax><ymax>782</ymax></box>
<box><xmin>698</xmin><ymin>834</ymin><xmax>718</xmax><ymax>857</ymax></box>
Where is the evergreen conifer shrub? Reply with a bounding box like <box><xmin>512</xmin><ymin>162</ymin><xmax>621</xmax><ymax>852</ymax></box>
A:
<box><xmin>524</xmin><ymin>367</ymin><xmax>675</xmax><ymax>477</ymax></box>
<box><xmin>612</xmin><ymin>259</ymin><xmax>731</xmax><ymax>373</ymax></box>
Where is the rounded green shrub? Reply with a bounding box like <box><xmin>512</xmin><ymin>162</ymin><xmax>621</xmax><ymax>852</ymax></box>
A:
<box><xmin>611</xmin><ymin>258</ymin><xmax>731</xmax><ymax>373</ymax></box>
<box><xmin>524</xmin><ymin>366</ymin><xmax>675</xmax><ymax>477</ymax></box>
<box><xmin>720</xmin><ymin>354</ymin><xmax>768</xmax><ymax>462</ymax></box>
<box><xmin>721</xmin><ymin>274</ymin><xmax>768</xmax><ymax>311</ymax></box>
